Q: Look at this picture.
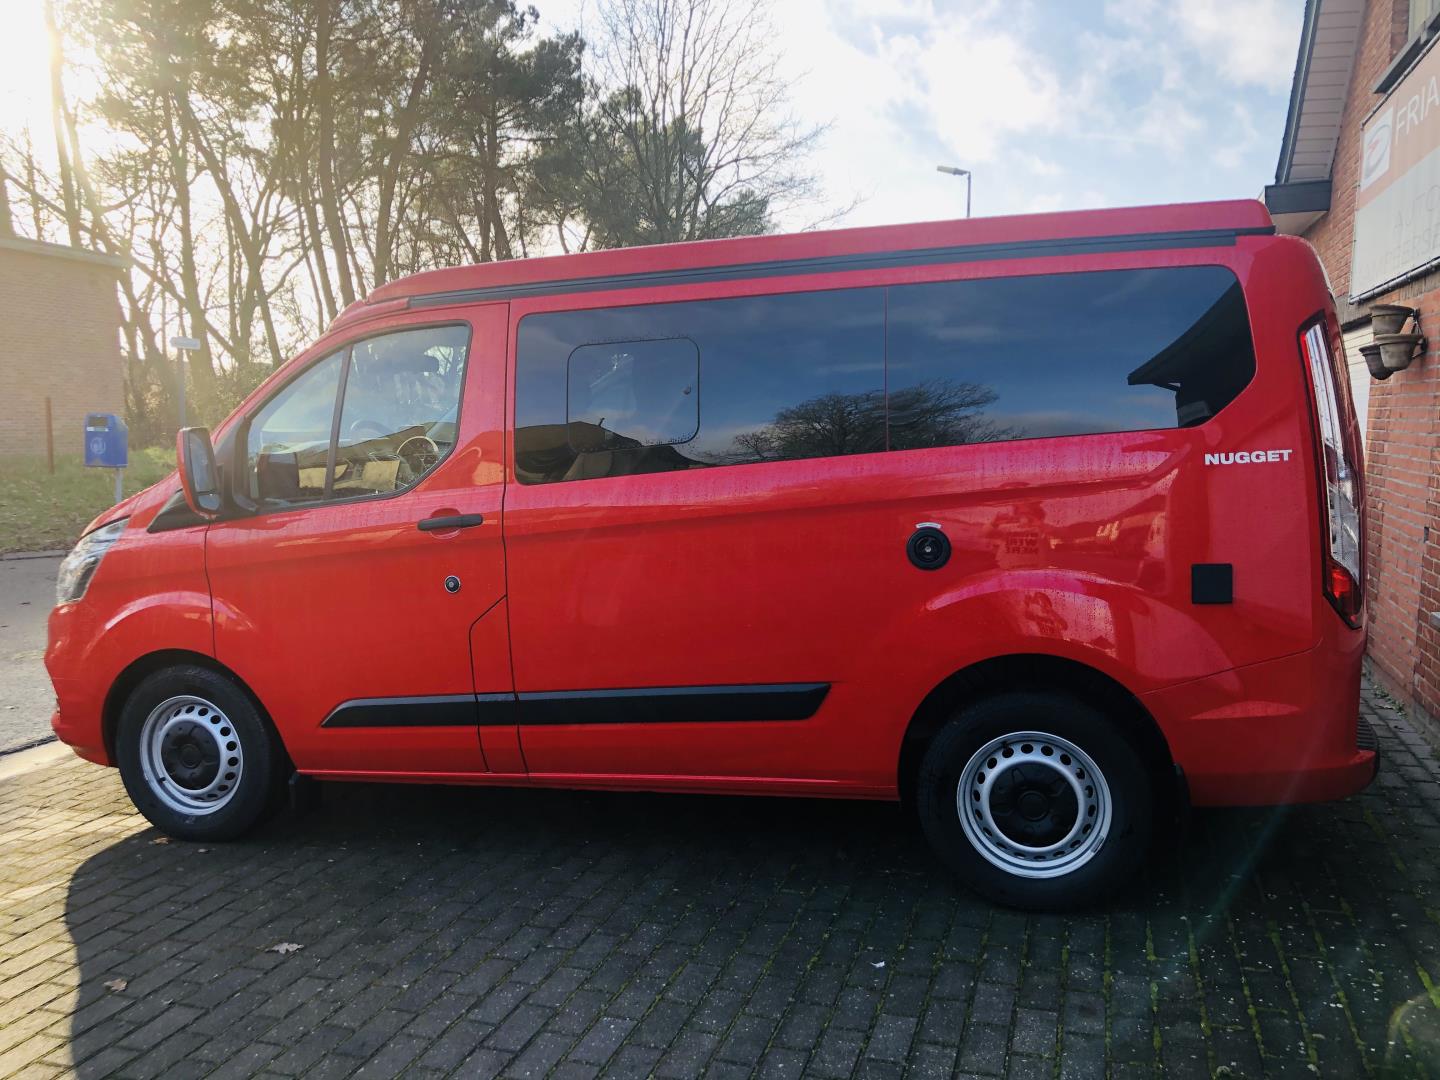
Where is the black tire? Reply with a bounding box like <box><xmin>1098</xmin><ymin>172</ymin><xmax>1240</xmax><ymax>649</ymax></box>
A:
<box><xmin>115</xmin><ymin>665</ymin><xmax>285</xmax><ymax>841</ymax></box>
<box><xmin>915</xmin><ymin>690</ymin><xmax>1153</xmax><ymax>911</ymax></box>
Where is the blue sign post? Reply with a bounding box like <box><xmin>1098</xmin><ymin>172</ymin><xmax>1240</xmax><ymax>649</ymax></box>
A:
<box><xmin>83</xmin><ymin>413</ymin><xmax>128</xmax><ymax>504</ymax></box>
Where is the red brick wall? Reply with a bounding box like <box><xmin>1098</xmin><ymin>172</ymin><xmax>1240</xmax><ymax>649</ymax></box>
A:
<box><xmin>1304</xmin><ymin>0</ymin><xmax>1408</xmax><ymax>299</ymax></box>
<box><xmin>1363</xmin><ymin>304</ymin><xmax>1439</xmax><ymax>714</ymax></box>
<box><xmin>0</xmin><ymin>241</ymin><xmax>125</xmax><ymax>460</ymax></box>
<box><xmin>1303</xmin><ymin>0</ymin><xmax>1440</xmax><ymax>720</ymax></box>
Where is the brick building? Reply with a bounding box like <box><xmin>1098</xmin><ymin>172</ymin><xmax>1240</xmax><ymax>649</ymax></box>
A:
<box><xmin>1266</xmin><ymin>0</ymin><xmax>1440</xmax><ymax>727</ymax></box>
<box><xmin>0</xmin><ymin>234</ymin><xmax>125</xmax><ymax>459</ymax></box>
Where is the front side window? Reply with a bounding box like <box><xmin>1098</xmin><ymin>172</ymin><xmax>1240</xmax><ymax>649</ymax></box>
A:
<box><xmin>247</xmin><ymin>350</ymin><xmax>344</xmax><ymax>504</ymax></box>
<box><xmin>244</xmin><ymin>324</ymin><xmax>470</xmax><ymax>508</ymax></box>
<box><xmin>334</xmin><ymin>326</ymin><xmax>469</xmax><ymax>497</ymax></box>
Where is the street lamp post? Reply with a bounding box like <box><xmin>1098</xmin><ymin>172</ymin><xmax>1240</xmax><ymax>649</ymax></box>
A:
<box><xmin>936</xmin><ymin>165</ymin><xmax>972</xmax><ymax>218</ymax></box>
<box><xmin>169</xmin><ymin>335</ymin><xmax>201</xmax><ymax>431</ymax></box>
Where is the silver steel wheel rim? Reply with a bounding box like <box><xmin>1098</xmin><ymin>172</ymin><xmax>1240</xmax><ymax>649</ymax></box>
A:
<box><xmin>957</xmin><ymin>730</ymin><xmax>1112</xmax><ymax>880</ymax></box>
<box><xmin>138</xmin><ymin>695</ymin><xmax>243</xmax><ymax>816</ymax></box>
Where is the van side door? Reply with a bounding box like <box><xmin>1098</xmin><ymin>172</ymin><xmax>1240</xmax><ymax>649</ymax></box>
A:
<box><xmin>501</xmin><ymin>285</ymin><xmax>898</xmax><ymax>793</ymax></box>
<box><xmin>207</xmin><ymin>305</ymin><xmax>511</xmax><ymax>777</ymax></box>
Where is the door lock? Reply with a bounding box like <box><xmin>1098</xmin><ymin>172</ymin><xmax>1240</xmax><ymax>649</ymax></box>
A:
<box><xmin>443</xmin><ymin>575</ymin><xmax>461</xmax><ymax>594</ymax></box>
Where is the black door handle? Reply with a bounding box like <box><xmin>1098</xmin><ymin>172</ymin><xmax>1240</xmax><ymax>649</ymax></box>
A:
<box><xmin>417</xmin><ymin>513</ymin><xmax>485</xmax><ymax>532</ymax></box>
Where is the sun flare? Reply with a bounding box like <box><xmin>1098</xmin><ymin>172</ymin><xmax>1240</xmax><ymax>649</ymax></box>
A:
<box><xmin>0</xmin><ymin>0</ymin><xmax>55</xmax><ymax>142</ymax></box>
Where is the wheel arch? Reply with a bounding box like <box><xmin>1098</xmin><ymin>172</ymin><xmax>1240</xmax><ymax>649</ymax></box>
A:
<box><xmin>102</xmin><ymin>649</ymin><xmax>285</xmax><ymax>766</ymax></box>
<box><xmin>897</xmin><ymin>653</ymin><xmax>1178</xmax><ymax>813</ymax></box>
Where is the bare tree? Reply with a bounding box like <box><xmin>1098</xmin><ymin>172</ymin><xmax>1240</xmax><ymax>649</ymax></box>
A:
<box><xmin>703</xmin><ymin>381</ymin><xmax>1015</xmax><ymax>466</ymax></box>
<box><xmin>0</xmin><ymin>159</ymin><xmax>13</xmax><ymax>238</ymax></box>
<box><xmin>561</xmin><ymin>0</ymin><xmax>823</xmax><ymax>247</ymax></box>
<box><xmin>6</xmin><ymin>0</ymin><xmax>840</xmax><ymax>444</ymax></box>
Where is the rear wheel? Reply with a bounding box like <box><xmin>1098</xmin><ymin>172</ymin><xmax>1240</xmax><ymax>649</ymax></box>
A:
<box><xmin>116</xmin><ymin>665</ymin><xmax>284</xmax><ymax>841</ymax></box>
<box><xmin>916</xmin><ymin>690</ymin><xmax>1153</xmax><ymax>910</ymax></box>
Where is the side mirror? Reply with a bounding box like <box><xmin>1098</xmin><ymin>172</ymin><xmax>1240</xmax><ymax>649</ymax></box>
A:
<box><xmin>177</xmin><ymin>426</ymin><xmax>223</xmax><ymax>517</ymax></box>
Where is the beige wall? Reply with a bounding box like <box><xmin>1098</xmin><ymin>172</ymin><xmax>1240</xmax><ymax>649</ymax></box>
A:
<box><xmin>0</xmin><ymin>237</ymin><xmax>126</xmax><ymax>459</ymax></box>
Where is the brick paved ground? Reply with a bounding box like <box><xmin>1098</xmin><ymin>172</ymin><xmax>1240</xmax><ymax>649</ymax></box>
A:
<box><xmin>2</xmin><ymin>681</ymin><xmax>1439</xmax><ymax>1079</ymax></box>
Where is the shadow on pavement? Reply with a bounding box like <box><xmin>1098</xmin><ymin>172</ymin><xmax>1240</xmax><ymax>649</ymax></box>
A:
<box><xmin>61</xmin><ymin>780</ymin><xmax>1440</xmax><ymax>1077</ymax></box>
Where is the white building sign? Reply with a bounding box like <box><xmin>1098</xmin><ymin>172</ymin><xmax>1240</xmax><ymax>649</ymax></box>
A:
<box><xmin>1352</xmin><ymin>36</ymin><xmax>1440</xmax><ymax>299</ymax></box>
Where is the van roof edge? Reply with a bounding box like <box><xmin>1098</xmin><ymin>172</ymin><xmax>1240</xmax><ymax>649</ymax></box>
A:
<box><xmin>332</xmin><ymin>199</ymin><xmax>1273</xmax><ymax>328</ymax></box>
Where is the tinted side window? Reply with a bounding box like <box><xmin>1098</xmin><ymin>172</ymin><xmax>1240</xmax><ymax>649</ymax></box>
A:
<box><xmin>516</xmin><ymin>289</ymin><xmax>885</xmax><ymax>483</ymax></box>
<box><xmin>567</xmin><ymin>338</ymin><xmax>699</xmax><ymax>452</ymax></box>
<box><xmin>886</xmin><ymin>267</ymin><xmax>1255</xmax><ymax>448</ymax></box>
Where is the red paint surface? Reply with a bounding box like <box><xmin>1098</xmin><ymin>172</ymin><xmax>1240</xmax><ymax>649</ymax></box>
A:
<box><xmin>45</xmin><ymin>200</ymin><xmax>1374</xmax><ymax>805</ymax></box>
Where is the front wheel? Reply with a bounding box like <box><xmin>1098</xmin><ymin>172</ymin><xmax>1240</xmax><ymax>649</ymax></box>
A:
<box><xmin>116</xmin><ymin>665</ymin><xmax>285</xmax><ymax>841</ymax></box>
<box><xmin>916</xmin><ymin>691</ymin><xmax>1154</xmax><ymax>910</ymax></box>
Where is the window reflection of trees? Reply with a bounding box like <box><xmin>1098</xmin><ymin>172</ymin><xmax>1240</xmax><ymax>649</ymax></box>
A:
<box><xmin>515</xmin><ymin>377</ymin><xmax>1015</xmax><ymax>481</ymax></box>
<box><xmin>887</xmin><ymin>380</ymin><xmax>1020</xmax><ymax>450</ymax></box>
<box><xmin>703</xmin><ymin>378</ymin><xmax>1016</xmax><ymax>465</ymax></box>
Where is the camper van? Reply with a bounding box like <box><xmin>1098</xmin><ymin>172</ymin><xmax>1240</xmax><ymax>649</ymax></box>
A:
<box><xmin>46</xmin><ymin>200</ymin><xmax>1375</xmax><ymax>908</ymax></box>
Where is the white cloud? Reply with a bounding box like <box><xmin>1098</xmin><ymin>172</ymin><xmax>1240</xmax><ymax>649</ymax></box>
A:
<box><xmin>1214</xmin><ymin>102</ymin><xmax>1262</xmax><ymax>169</ymax></box>
<box><xmin>1015</xmin><ymin>153</ymin><xmax>1065</xmax><ymax>178</ymax></box>
<box><xmin>884</xmin><ymin>21</ymin><xmax>1064</xmax><ymax>164</ymax></box>
<box><xmin>1133</xmin><ymin>99</ymin><xmax>1207</xmax><ymax>157</ymax></box>
<box><xmin>1175</xmin><ymin>0</ymin><xmax>1300</xmax><ymax>91</ymax></box>
<box><xmin>533</xmin><ymin>0</ymin><xmax>1300</xmax><ymax>230</ymax></box>
<box><xmin>770</xmin><ymin>0</ymin><xmax>1073</xmax><ymax>224</ymax></box>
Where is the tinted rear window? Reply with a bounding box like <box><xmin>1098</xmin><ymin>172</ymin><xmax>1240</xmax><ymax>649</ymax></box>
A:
<box><xmin>887</xmin><ymin>267</ymin><xmax>1255</xmax><ymax>448</ymax></box>
<box><xmin>514</xmin><ymin>265</ymin><xmax>1255</xmax><ymax>483</ymax></box>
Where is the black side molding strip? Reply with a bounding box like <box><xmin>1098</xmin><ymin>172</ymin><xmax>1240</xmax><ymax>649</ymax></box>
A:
<box><xmin>322</xmin><ymin>693</ymin><xmax>512</xmax><ymax>728</ymax></box>
<box><xmin>321</xmin><ymin>684</ymin><xmax>830</xmax><ymax>728</ymax></box>
<box><xmin>406</xmin><ymin>227</ymin><xmax>1275</xmax><ymax>308</ymax></box>
<box><xmin>513</xmin><ymin>683</ymin><xmax>830</xmax><ymax>726</ymax></box>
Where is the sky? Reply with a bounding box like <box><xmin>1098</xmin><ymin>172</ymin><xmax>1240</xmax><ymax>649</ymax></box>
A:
<box><xmin>0</xmin><ymin>2</ymin><xmax>54</xmax><ymax>156</ymax></box>
<box><xmin>0</xmin><ymin>0</ymin><xmax>1306</xmax><ymax>232</ymax></box>
<box><xmin>542</xmin><ymin>0</ymin><xmax>1307</xmax><ymax>228</ymax></box>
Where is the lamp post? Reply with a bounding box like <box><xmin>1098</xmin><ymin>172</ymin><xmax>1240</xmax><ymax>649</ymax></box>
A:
<box><xmin>170</xmin><ymin>335</ymin><xmax>201</xmax><ymax>431</ymax></box>
<box><xmin>936</xmin><ymin>165</ymin><xmax>972</xmax><ymax>218</ymax></box>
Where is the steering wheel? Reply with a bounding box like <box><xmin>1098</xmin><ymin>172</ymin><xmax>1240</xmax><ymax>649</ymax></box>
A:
<box><xmin>395</xmin><ymin>434</ymin><xmax>440</xmax><ymax>477</ymax></box>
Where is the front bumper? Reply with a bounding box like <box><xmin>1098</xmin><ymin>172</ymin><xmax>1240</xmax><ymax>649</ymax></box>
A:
<box><xmin>51</xmin><ymin>706</ymin><xmax>110</xmax><ymax>765</ymax></box>
<box><xmin>46</xmin><ymin>605</ymin><xmax>113</xmax><ymax>766</ymax></box>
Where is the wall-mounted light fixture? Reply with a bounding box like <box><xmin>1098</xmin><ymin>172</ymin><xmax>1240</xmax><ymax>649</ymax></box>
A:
<box><xmin>1359</xmin><ymin>303</ymin><xmax>1423</xmax><ymax>379</ymax></box>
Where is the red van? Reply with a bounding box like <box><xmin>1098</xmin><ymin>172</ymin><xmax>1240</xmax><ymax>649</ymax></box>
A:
<box><xmin>46</xmin><ymin>200</ymin><xmax>1374</xmax><ymax>908</ymax></box>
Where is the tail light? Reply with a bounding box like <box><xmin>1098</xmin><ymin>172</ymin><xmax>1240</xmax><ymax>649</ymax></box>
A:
<box><xmin>1300</xmin><ymin>321</ymin><xmax>1364</xmax><ymax>626</ymax></box>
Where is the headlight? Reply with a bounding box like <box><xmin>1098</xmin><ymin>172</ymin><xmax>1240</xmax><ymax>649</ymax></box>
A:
<box><xmin>56</xmin><ymin>519</ymin><xmax>128</xmax><ymax>605</ymax></box>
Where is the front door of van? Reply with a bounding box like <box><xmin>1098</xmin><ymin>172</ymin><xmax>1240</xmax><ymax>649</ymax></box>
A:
<box><xmin>208</xmin><ymin>306</ymin><xmax>512</xmax><ymax>777</ymax></box>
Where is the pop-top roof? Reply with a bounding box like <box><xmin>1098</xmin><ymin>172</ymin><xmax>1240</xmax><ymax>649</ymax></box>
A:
<box><xmin>333</xmin><ymin>199</ymin><xmax>1273</xmax><ymax>330</ymax></box>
